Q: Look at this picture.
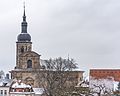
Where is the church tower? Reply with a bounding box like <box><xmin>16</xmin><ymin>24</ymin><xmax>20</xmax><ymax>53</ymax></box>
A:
<box><xmin>16</xmin><ymin>5</ymin><xmax>32</xmax><ymax>69</ymax></box>
<box><xmin>15</xmin><ymin>5</ymin><xmax>41</xmax><ymax>70</ymax></box>
<box><xmin>10</xmin><ymin>5</ymin><xmax>41</xmax><ymax>87</ymax></box>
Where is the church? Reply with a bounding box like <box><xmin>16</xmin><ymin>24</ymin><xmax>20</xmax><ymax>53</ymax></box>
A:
<box><xmin>10</xmin><ymin>6</ymin><xmax>84</xmax><ymax>88</ymax></box>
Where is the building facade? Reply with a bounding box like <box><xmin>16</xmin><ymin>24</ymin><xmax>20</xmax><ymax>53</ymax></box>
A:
<box><xmin>9</xmin><ymin>80</ymin><xmax>35</xmax><ymax>96</ymax></box>
<box><xmin>90</xmin><ymin>69</ymin><xmax>120</xmax><ymax>81</ymax></box>
<box><xmin>10</xmin><ymin>7</ymin><xmax>84</xmax><ymax>88</ymax></box>
<box><xmin>0</xmin><ymin>78</ymin><xmax>12</xmax><ymax>96</ymax></box>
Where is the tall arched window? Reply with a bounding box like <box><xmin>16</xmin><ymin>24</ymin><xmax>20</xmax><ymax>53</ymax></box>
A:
<box><xmin>27</xmin><ymin>60</ymin><xmax>32</xmax><ymax>68</ymax></box>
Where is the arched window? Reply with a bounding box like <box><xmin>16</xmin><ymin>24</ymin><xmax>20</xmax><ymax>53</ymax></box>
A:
<box><xmin>27</xmin><ymin>60</ymin><xmax>32</xmax><ymax>68</ymax></box>
<box><xmin>21</xmin><ymin>46</ymin><xmax>24</xmax><ymax>53</ymax></box>
<box><xmin>25</xmin><ymin>77</ymin><xmax>34</xmax><ymax>86</ymax></box>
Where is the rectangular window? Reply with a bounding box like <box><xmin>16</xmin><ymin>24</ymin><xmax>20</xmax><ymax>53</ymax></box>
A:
<box><xmin>0</xmin><ymin>90</ymin><xmax>3</xmax><ymax>94</ymax></box>
<box><xmin>4</xmin><ymin>90</ymin><xmax>7</xmax><ymax>95</ymax></box>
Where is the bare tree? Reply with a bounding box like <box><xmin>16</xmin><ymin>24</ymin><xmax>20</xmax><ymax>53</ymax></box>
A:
<box><xmin>89</xmin><ymin>78</ymin><xmax>113</xmax><ymax>96</ymax></box>
<box><xmin>36</xmin><ymin>57</ymin><xmax>81</xmax><ymax>96</ymax></box>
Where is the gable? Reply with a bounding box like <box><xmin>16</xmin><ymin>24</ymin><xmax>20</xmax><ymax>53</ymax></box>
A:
<box><xmin>19</xmin><ymin>51</ymin><xmax>40</xmax><ymax>57</ymax></box>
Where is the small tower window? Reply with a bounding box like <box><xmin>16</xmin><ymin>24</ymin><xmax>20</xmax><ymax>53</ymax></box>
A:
<box><xmin>21</xmin><ymin>46</ymin><xmax>24</xmax><ymax>53</ymax></box>
<box><xmin>26</xmin><ymin>46</ymin><xmax>27</xmax><ymax>51</ymax></box>
<box><xmin>27</xmin><ymin>60</ymin><xmax>32</xmax><ymax>68</ymax></box>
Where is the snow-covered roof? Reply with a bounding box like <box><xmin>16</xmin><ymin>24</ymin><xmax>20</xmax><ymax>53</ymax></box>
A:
<box><xmin>11</xmin><ymin>81</ymin><xmax>31</xmax><ymax>88</ymax></box>
<box><xmin>0</xmin><ymin>79</ymin><xmax>12</xmax><ymax>87</ymax></box>
<box><xmin>76</xmin><ymin>80</ymin><xmax>89</xmax><ymax>87</ymax></box>
<box><xmin>84</xmin><ymin>76</ymin><xmax>89</xmax><ymax>81</ymax></box>
<box><xmin>33</xmin><ymin>88</ymin><xmax>44</xmax><ymax>95</ymax></box>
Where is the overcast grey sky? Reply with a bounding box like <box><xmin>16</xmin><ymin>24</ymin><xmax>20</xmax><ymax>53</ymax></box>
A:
<box><xmin>0</xmin><ymin>0</ymin><xmax>120</xmax><ymax>76</ymax></box>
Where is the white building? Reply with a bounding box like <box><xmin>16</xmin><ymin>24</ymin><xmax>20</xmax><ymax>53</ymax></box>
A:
<box><xmin>9</xmin><ymin>80</ymin><xmax>35</xmax><ymax>96</ymax></box>
<box><xmin>0</xmin><ymin>78</ymin><xmax>12</xmax><ymax>96</ymax></box>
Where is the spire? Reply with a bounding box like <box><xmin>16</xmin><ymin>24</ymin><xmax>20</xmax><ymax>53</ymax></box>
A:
<box><xmin>17</xmin><ymin>2</ymin><xmax>31</xmax><ymax>42</ymax></box>
<box><xmin>23</xmin><ymin>2</ymin><xmax>26</xmax><ymax>21</ymax></box>
<box><xmin>21</xmin><ymin>2</ymin><xmax>27</xmax><ymax>33</ymax></box>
